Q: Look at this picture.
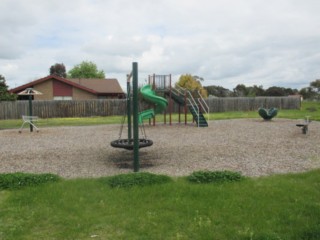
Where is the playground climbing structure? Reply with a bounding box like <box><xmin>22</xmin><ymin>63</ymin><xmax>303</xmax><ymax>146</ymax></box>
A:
<box><xmin>145</xmin><ymin>74</ymin><xmax>209</xmax><ymax>127</ymax></box>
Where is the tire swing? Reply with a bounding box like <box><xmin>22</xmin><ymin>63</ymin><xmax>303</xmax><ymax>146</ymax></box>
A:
<box><xmin>110</xmin><ymin>63</ymin><xmax>153</xmax><ymax>151</ymax></box>
<box><xmin>111</xmin><ymin>139</ymin><xmax>153</xmax><ymax>150</ymax></box>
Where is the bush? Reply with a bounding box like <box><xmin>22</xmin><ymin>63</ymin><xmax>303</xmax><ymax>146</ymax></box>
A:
<box><xmin>106</xmin><ymin>172</ymin><xmax>172</xmax><ymax>188</ymax></box>
<box><xmin>0</xmin><ymin>172</ymin><xmax>61</xmax><ymax>190</ymax></box>
<box><xmin>187</xmin><ymin>170</ymin><xmax>244</xmax><ymax>184</ymax></box>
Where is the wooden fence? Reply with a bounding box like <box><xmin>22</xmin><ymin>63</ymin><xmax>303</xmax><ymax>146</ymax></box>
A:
<box><xmin>0</xmin><ymin>97</ymin><xmax>300</xmax><ymax>120</ymax></box>
<box><xmin>207</xmin><ymin>96</ymin><xmax>301</xmax><ymax>113</ymax></box>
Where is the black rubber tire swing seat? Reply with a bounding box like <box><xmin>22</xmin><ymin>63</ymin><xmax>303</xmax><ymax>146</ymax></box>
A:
<box><xmin>110</xmin><ymin>139</ymin><xmax>153</xmax><ymax>150</ymax></box>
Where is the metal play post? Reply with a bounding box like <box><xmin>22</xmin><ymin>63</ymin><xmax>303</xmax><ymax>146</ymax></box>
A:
<box><xmin>126</xmin><ymin>73</ymin><xmax>132</xmax><ymax>142</ymax></box>
<box><xmin>18</xmin><ymin>88</ymin><xmax>42</xmax><ymax>132</ymax></box>
<box><xmin>132</xmin><ymin>62</ymin><xmax>139</xmax><ymax>172</ymax></box>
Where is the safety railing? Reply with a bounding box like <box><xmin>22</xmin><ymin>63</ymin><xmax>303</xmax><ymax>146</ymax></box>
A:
<box><xmin>172</xmin><ymin>85</ymin><xmax>186</xmax><ymax>98</ymax></box>
<box><xmin>170</xmin><ymin>85</ymin><xmax>209</xmax><ymax>127</ymax></box>
<box><xmin>197</xmin><ymin>91</ymin><xmax>210</xmax><ymax>121</ymax></box>
<box><xmin>186</xmin><ymin>90</ymin><xmax>201</xmax><ymax>127</ymax></box>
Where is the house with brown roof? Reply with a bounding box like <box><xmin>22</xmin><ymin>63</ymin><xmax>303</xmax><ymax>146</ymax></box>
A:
<box><xmin>10</xmin><ymin>75</ymin><xmax>125</xmax><ymax>100</ymax></box>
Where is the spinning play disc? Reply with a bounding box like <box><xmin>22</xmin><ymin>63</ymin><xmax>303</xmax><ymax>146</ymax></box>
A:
<box><xmin>110</xmin><ymin>138</ymin><xmax>153</xmax><ymax>150</ymax></box>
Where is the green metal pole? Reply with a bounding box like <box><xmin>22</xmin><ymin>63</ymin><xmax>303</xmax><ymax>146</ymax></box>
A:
<box><xmin>132</xmin><ymin>62</ymin><xmax>139</xmax><ymax>172</ymax></box>
<box><xmin>28</xmin><ymin>95</ymin><xmax>33</xmax><ymax>132</ymax></box>
<box><xmin>127</xmin><ymin>80</ymin><xmax>132</xmax><ymax>141</ymax></box>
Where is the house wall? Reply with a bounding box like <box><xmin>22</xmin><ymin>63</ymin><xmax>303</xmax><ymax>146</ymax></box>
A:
<box><xmin>13</xmin><ymin>77</ymin><xmax>126</xmax><ymax>100</ymax></box>
<box><xmin>33</xmin><ymin>80</ymin><xmax>53</xmax><ymax>100</ymax></box>
<box><xmin>53</xmin><ymin>80</ymin><xmax>72</xmax><ymax>96</ymax></box>
<box><xmin>73</xmin><ymin>87</ymin><xmax>97</xmax><ymax>99</ymax></box>
<box><xmin>33</xmin><ymin>79</ymin><xmax>97</xmax><ymax>100</ymax></box>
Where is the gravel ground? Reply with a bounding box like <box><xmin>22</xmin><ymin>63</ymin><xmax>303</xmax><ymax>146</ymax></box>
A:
<box><xmin>0</xmin><ymin>119</ymin><xmax>319</xmax><ymax>178</ymax></box>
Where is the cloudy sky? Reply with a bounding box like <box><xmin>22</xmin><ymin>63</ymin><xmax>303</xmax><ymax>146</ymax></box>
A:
<box><xmin>1</xmin><ymin>0</ymin><xmax>320</xmax><ymax>91</ymax></box>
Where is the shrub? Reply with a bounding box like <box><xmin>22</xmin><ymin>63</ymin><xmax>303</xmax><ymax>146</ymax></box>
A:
<box><xmin>187</xmin><ymin>170</ymin><xmax>244</xmax><ymax>184</ymax></box>
<box><xmin>0</xmin><ymin>172</ymin><xmax>61</xmax><ymax>190</ymax></box>
<box><xmin>106</xmin><ymin>172</ymin><xmax>172</xmax><ymax>188</ymax></box>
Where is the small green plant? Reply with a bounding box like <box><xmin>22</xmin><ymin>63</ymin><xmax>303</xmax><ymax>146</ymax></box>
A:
<box><xmin>105</xmin><ymin>172</ymin><xmax>172</xmax><ymax>188</ymax></box>
<box><xmin>187</xmin><ymin>170</ymin><xmax>244</xmax><ymax>184</ymax></box>
<box><xmin>0</xmin><ymin>172</ymin><xmax>60</xmax><ymax>190</ymax></box>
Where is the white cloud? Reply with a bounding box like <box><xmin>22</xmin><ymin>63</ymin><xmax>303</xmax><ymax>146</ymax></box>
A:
<box><xmin>1</xmin><ymin>0</ymin><xmax>320</xmax><ymax>91</ymax></box>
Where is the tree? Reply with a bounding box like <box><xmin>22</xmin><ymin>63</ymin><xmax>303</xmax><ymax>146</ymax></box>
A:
<box><xmin>264</xmin><ymin>86</ymin><xmax>297</xmax><ymax>96</ymax></box>
<box><xmin>302</xmin><ymin>79</ymin><xmax>320</xmax><ymax>100</ymax></box>
<box><xmin>233</xmin><ymin>84</ymin><xmax>248</xmax><ymax>97</ymax></box>
<box><xmin>265</xmin><ymin>86</ymin><xmax>287</xmax><ymax>96</ymax></box>
<box><xmin>250</xmin><ymin>85</ymin><xmax>265</xmax><ymax>97</ymax></box>
<box><xmin>0</xmin><ymin>75</ymin><xmax>16</xmax><ymax>101</ymax></box>
<box><xmin>299</xmin><ymin>87</ymin><xmax>317</xmax><ymax>100</ymax></box>
<box><xmin>310</xmin><ymin>79</ymin><xmax>320</xmax><ymax>93</ymax></box>
<box><xmin>204</xmin><ymin>85</ymin><xmax>232</xmax><ymax>97</ymax></box>
<box><xmin>176</xmin><ymin>74</ymin><xmax>207</xmax><ymax>98</ymax></box>
<box><xmin>50</xmin><ymin>63</ymin><xmax>67</xmax><ymax>78</ymax></box>
<box><xmin>68</xmin><ymin>61</ymin><xmax>105</xmax><ymax>79</ymax></box>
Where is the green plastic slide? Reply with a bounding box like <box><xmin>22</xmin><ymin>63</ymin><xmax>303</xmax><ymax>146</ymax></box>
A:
<box><xmin>138</xmin><ymin>109</ymin><xmax>155</xmax><ymax>124</ymax></box>
<box><xmin>139</xmin><ymin>85</ymin><xmax>168</xmax><ymax>123</ymax></box>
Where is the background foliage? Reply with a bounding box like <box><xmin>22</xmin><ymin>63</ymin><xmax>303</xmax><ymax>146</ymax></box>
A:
<box><xmin>0</xmin><ymin>75</ymin><xmax>16</xmax><ymax>101</ymax></box>
<box><xmin>49</xmin><ymin>63</ymin><xmax>67</xmax><ymax>78</ymax></box>
<box><xmin>176</xmin><ymin>74</ymin><xmax>208</xmax><ymax>98</ymax></box>
<box><xmin>67</xmin><ymin>61</ymin><xmax>105</xmax><ymax>79</ymax></box>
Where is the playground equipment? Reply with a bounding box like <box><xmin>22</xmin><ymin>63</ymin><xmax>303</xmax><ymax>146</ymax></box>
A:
<box><xmin>110</xmin><ymin>62</ymin><xmax>153</xmax><ymax>172</ymax></box>
<box><xmin>258</xmin><ymin>107</ymin><xmax>278</xmax><ymax>120</ymax></box>
<box><xmin>19</xmin><ymin>116</ymin><xmax>40</xmax><ymax>133</ymax></box>
<box><xmin>145</xmin><ymin>74</ymin><xmax>209</xmax><ymax>127</ymax></box>
<box><xmin>296</xmin><ymin>116</ymin><xmax>311</xmax><ymax>134</ymax></box>
<box><xmin>138</xmin><ymin>84</ymin><xmax>168</xmax><ymax>124</ymax></box>
<box><xmin>17</xmin><ymin>88</ymin><xmax>42</xmax><ymax>132</ymax></box>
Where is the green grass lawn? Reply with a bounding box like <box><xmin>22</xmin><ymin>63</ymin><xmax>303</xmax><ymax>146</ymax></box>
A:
<box><xmin>1</xmin><ymin>101</ymin><xmax>319</xmax><ymax>130</ymax></box>
<box><xmin>210</xmin><ymin>100</ymin><xmax>320</xmax><ymax>121</ymax></box>
<box><xmin>0</xmin><ymin>170</ymin><xmax>319</xmax><ymax>239</ymax></box>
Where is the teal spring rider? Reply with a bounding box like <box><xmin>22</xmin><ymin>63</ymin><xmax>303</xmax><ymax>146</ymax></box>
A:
<box><xmin>258</xmin><ymin>107</ymin><xmax>278</xmax><ymax>120</ymax></box>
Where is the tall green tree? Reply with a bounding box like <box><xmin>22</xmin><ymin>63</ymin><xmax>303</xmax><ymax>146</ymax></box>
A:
<box><xmin>0</xmin><ymin>75</ymin><xmax>16</xmax><ymax>101</ymax></box>
<box><xmin>310</xmin><ymin>79</ymin><xmax>320</xmax><ymax>92</ymax></box>
<box><xmin>265</xmin><ymin>86</ymin><xmax>287</xmax><ymax>96</ymax></box>
<box><xmin>68</xmin><ymin>61</ymin><xmax>105</xmax><ymax>79</ymax></box>
<box><xmin>233</xmin><ymin>84</ymin><xmax>248</xmax><ymax>97</ymax></box>
<box><xmin>249</xmin><ymin>85</ymin><xmax>265</xmax><ymax>96</ymax></box>
<box><xmin>50</xmin><ymin>63</ymin><xmax>67</xmax><ymax>78</ymax></box>
<box><xmin>264</xmin><ymin>86</ymin><xmax>297</xmax><ymax>96</ymax></box>
<box><xmin>299</xmin><ymin>87</ymin><xmax>317</xmax><ymax>100</ymax></box>
<box><xmin>308</xmin><ymin>79</ymin><xmax>320</xmax><ymax>99</ymax></box>
<box><xmin>176</xmin><ymin>74</ymin><xmax>207</xmax><ymax>98</ymax></box>
<box><xmin>204</xmin><ymin>85</ymin><xmax>232</xmax><ymax>97</ymax></box>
